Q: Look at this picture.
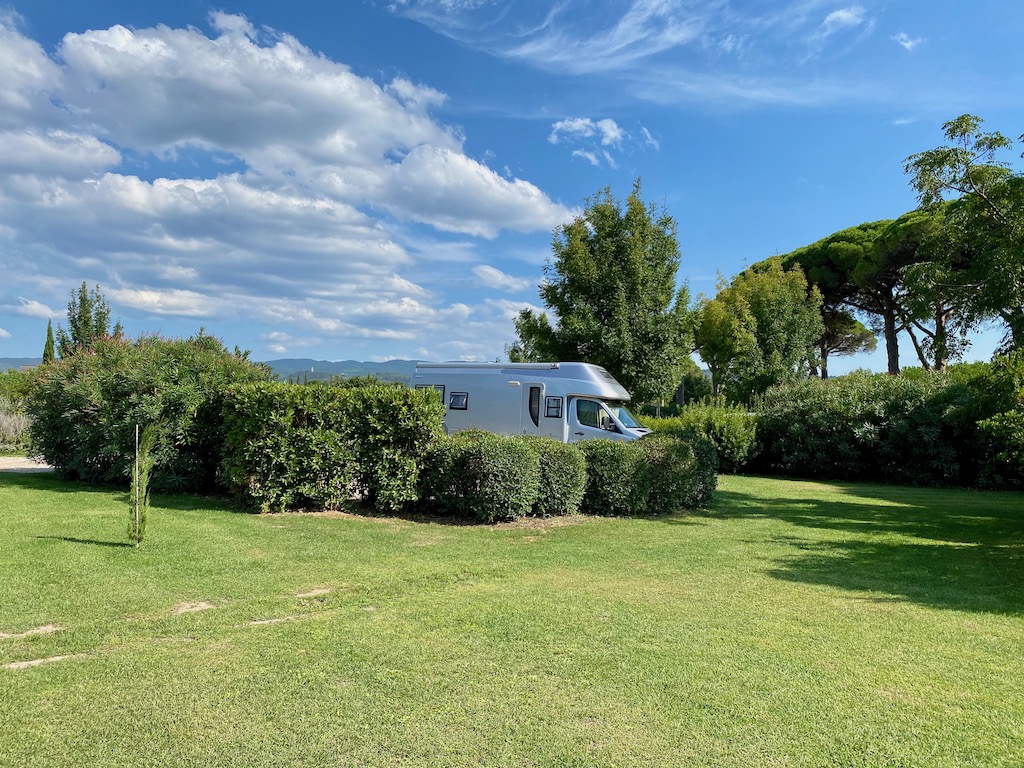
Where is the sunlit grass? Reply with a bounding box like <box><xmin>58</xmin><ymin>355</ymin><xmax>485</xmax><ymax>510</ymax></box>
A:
<box><xmin>1</xmin><ymin>473</ymin><xmax>1022</xmax><ymax>767</ymax></box>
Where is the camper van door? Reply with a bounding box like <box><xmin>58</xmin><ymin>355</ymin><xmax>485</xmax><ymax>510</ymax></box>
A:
<box><xmin>568</xmin><ymin>397</ymin><xmax>627</xmax><ymax>443</ymax></box>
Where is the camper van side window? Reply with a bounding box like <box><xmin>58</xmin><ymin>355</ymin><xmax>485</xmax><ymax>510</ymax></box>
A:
<box><xmin>449</xmin><ymin>392</ymin><xmax>468</xmax><ymax>410</ymax></box>
<box><xmin>545</xmin><ymin>397</ymin><xmax>562</xmax><ymax>418</ymax></box>
<box><xmin>528</xmin><ymin>386</ymin><xmax>541</xmax><ymax>427</ymax></box>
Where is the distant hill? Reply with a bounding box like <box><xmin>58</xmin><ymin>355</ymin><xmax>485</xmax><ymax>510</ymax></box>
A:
<box><xmin>260</xmin><ymin>358</ymin><xmax>422</xmax><ymax>384</ymax></box>
<box><xmin>1</xmin><ymin>358</ymin><xmax>42</xmax><ymax>371</ymax></box>
<box><xmin>3</xmin><ymin>356</ymin><xmax>423</xmax><ymax>384</ymax></box>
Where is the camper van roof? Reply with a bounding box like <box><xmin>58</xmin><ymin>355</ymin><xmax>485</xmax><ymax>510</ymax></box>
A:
<box><xmin>414</xmin><ymin>361</ymin><xmax>630</xmax><ymax>400</ymax></box>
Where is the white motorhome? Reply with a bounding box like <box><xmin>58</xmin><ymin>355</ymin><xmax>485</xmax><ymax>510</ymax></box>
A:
<box><xmin>413</xmin><ymin>362</ymin><xmax>651</xmax><ymax>443</ymax></box>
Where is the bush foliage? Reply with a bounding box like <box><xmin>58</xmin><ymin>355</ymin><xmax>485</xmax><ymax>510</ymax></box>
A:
<box><xmin>222</xmin><ymin>382</ymin><xmax>444</xmax><ymax>513</ymax></box>
<box><xmin>524</xmin><ymin>436</ymin><xmax>587</xmax><ymax>517</ymax></box>
<box><xmin>418</xmin><ymin>430</ymin><xmax>540</xmax><ymax>522</ymax></box>
<box><xmin>750</xmin><ymin>362</ymin><xmax>1020</xmax><ymax>486</ymax></box>
<box><xmin>27</xmin><ymin>333</ymin><xmax>270</xmax><ymax>491</ymax></box>
<box><xmin>642</xmin><ymin>397</ymin><xmax>756</xmax><ymax>473</ymax></box>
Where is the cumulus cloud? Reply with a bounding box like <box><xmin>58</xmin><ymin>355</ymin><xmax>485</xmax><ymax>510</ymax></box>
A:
<box><xmin>0</xmin><ymin>13</ymin><xmax>575</xmax><ymax>356</ymax></box>
<box><xmin>473</xmin><ymin>265</ymin><xmax>533</xmax><ymax>292</ymax></box>
<box><xmin>0</xmin><ymin>326</ymin><xmax>10</xmax><ymax>338</ymax></box>
<box><xmin>15</xmin><ymin>298</ymin><xmax>59</xmax><ymax>319</ymax></box>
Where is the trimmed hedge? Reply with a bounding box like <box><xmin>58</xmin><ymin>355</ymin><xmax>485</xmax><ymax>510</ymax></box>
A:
<box><xmin>576</xmin><ymin>440</ymin><xmax>646</xmax><ymax>516</ymax></box>
<box><xmin>222</xmin><ymin>382</ymin><xmax>444</xmax><ymax>513</ymax></box>
<box><xmin>27</xmin><ymin>333</ymin><xmax>271</xmax><ymax>491</ymax></box>
<box><xmin>418</xmin><ymin>430</ymin><xmax>540</xmax><ymax>522</ymax></box>
<box><xmin>524</xmin><ymin>436</ymin><xmax>587</xmax><ymax>517</ymax></box>
<box><xmin>642</xmin><ymin>397</ymin><xmax>756</xmax><ymax>473</ymax></box>
<box><xmin>637</xmin><ymin>431</ymin><xmax>718</xmax><ymax>512</ymax></box>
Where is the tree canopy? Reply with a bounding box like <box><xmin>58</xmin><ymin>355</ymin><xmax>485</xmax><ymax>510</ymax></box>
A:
<box><xmin>509</xmin><ymin>180</ymin><xmax>693</xmax><ymax>403</ymax></box>
<box><xmin>904</xmin><ymin>114</ymin><xmax>1024</xmax><ymax>352</ymax></box>
<box><xmin>694</xmin><ymin>259</ymin><xmax>823</xmax><ymax>403</ymax></box>
<box><xmin>56</xmin><ymin>282</ymin><xmax>123</xmax><ymax>358</ymax></box>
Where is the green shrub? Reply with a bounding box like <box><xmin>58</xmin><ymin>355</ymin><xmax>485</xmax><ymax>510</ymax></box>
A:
<box><xmin>753</xmin><ymin>368</ymin><xmax>989</xmax><ymax>486</ymax></box>
<box><xmin>221</xmin><ymin>382</ymin><xmax>356</xmax><ymax>512</ymax></box>
<box><xmin>222</xmin><ymin>382</ymin><xmax>443</xmax><ymax>513</ymax></box>
<box><xmin>642</xmin><ymin>396</ymin><xmax>756</xmax><ymax>473</ymax></box>
<box><xmin>0</xmin><ymin>369</ymin><xmax>33</xmax><ymax>404</ymax></box>
<box><xmin>524</xmin><ymin>436</ymin><xmax>586</xmax><ymax>516</ymax></box>
<box><xmin>344</xmin><ymin>386</ymin><xmax>445</xmax><ymax>513</ymax></box>
<box><xmin>27</xmin><ymin>333</ymin><xmax>270</xmax><ymax>491</ymax></box>
<box><xmin>975</xmin><ymin>351</ymin><xmax>1024</xmax><ymax>488</ymax></box>
<box><xmin>419</xmin><ymin>430</ymin><xmax>539</xmax><ymax>522</ymax></box>
<box><xmin>577</xmin><ymin>440</ymin><xmax>645</xmax><ymax>516</ymax></box>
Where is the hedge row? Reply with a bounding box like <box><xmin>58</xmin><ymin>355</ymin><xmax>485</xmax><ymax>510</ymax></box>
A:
<box><xmin>417</xmin><ymin>430</ymin><xmax>717</xmax><ymax>522</ymax></box>
<box><xmin>221</xmin><ymin>381</ymin><xmax>445</xmax><ymax>513</ymax></box>
<box><xmin>751</xmin><ymin>358</ymin><xmax>1023</xmax><ymax>487</ymax></box>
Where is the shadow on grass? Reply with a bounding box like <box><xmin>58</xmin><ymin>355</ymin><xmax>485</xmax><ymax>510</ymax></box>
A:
<box><xmin>708</xmin><ymin>482</ymin><xmax>1024</xmax><ymax>615</ymax></box>
<box><xmin>35</xmin><ymin>535</ymin><xmax>132</xmax><ymax>549</ymax></box>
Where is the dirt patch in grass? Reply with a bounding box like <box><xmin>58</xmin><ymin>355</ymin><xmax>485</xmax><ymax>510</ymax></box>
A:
<box><xmin>171</xmin><ymin>601</ymin><xmax>216</xmax><ymax>615</ymax></box>
<box><xmin>0</xmin><ymin>624</ymin><xmax>62</xmax><ymax>640</ymax></box>
<box><xmin>296</xmin><ymin>588</ymin><xmax>332</xmax><ymax>598</ymax></box>
<box><xmin>5</xmin><ymin>654</ymin><xmax>84</xmax><ymax>670</ymax></box>
<box><xmin>248</xmin><ymin>617</ymin><xmax>296</xmax><ymax>626</ymax></box>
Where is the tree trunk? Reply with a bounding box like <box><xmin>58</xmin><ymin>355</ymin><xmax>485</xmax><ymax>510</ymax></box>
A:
<box><xmin>999</xmin><ymin>307</ymin><xmax>1024</xmax><ymax>352</ymax></box>
<box><xmin>932</xmin><ymin>306</ymin><xmax>949</xmax><ymax>371</ymax></box>
<box><xmin>882</xmin><ymin>295</ymin><xmax>900</xmax><ymax>375</ymax></box>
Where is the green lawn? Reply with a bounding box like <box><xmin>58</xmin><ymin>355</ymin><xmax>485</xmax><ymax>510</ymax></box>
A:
<box><xmin>1</xmin><ymin>473</ymin><xmax>1022</xmax><ymax>767</ymax></box>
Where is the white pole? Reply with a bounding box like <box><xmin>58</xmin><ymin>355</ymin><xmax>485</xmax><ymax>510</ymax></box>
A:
<box><xmin>134</xmin><ymin>423</ymin><xmax>140</xmax><ymax>548</ymax></box>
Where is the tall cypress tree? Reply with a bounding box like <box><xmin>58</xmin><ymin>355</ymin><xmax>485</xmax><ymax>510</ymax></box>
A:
<box><xmin>42</xmin><ymin>320</ymin><xmax>55</xmax><ymax>363</ymax></box>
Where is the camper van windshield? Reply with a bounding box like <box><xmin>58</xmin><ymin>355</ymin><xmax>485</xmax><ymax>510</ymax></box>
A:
<box><xmin>604</xmin><ymin>401</ymin><xmax>641</xmax><ymax>429</ymax></box>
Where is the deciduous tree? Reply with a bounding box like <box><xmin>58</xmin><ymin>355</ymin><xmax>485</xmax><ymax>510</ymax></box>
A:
<box><xmin>694</xmin><ymin>259</ymin><xmax>823</xmax><ymax>403</ymax></box>
<box><xmin>509</xmin><ymin>180</ymin><xmax>693</xmax><ymax>403</ymax></box>
<box><xmin>905</xmin><ymin>114</ymin><xmax>1024</xmax><ymax>351</ymax></box>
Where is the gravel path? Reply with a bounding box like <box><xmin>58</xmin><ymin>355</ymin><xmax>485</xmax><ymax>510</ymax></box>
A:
<box><xmin>0</xmin><ymin>457</ymin><xmax>53</xmax><ymax>473</ymax></box>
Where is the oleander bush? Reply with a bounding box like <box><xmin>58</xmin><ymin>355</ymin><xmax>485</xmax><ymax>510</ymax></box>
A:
<box><xmin>642</xmin><ymin>396</ymin><xmax>756</xmax><ymax>473</ymax></box>
<box><xmin>27</xmin><ymin>333</ymin><xmax>271</xmax><ymax>491</ymax></box>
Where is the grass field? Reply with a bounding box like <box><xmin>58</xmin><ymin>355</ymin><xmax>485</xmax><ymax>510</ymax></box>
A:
<box><xmin>1</xmin><ymin>473</ymin><xmax>1022</xmax><ymax>767</ymax></box>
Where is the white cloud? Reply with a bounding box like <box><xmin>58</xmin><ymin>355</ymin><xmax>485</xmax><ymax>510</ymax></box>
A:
<box><xmin>572</xmin><ymin>149</ymin><xmax>600</xmax><ymax>166</ymax></box>
<box><xmin>821</xmin><ymin>6</ymin><xmax>866</xmax><ymax>36</ymax></box>
<box><xmin>389</xmin><ymin>1</ymin><xmax>893</xmax><ymax>108</ymax></box>
<box><xmin>473</xmin><ymin>265</ymin><xmax>533</xmax><ymax>292</ymax></box>
<box><xmin>549</xmin><ymin>117</ymin><xmax>624</xmax><ymax>146</ymax></box>
<box><xmin>383</xmin><ymin>145</ymin><xmax>572</xmax><ymax>237</ymax></box>
<box><xmin>15</xmin><ymin>298</ymin><xmax>59</xmax><ymax>319</ymax></box>
<box><xmin>0</xmin><ymin>327</ymin><xmax>10</xmax><ymax>338</ymax></box>
<box><xmin>641</xmin><ymin>126</ymin><xmax>661</xmax><ymax>151</ymax></box>
<box><xmin>892</xmin><ymin>32</ymin><xmax>923</xmax><ymax>52</ymax></box>
<box><xmin>0</xmin><ymin>13</ymin><xmax>578</xmax><ymax>358</ymax></box>
<box><xmin>109</xmin><ymin>288</ymin><xmax>215</xmax><ymax>317</ymax></box>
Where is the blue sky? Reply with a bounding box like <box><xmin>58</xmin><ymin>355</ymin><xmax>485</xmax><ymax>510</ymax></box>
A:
<box><xmin>0</xmin><ymin>1</ymin><xmax>1021</xmax><ymax>373</ymax></box>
